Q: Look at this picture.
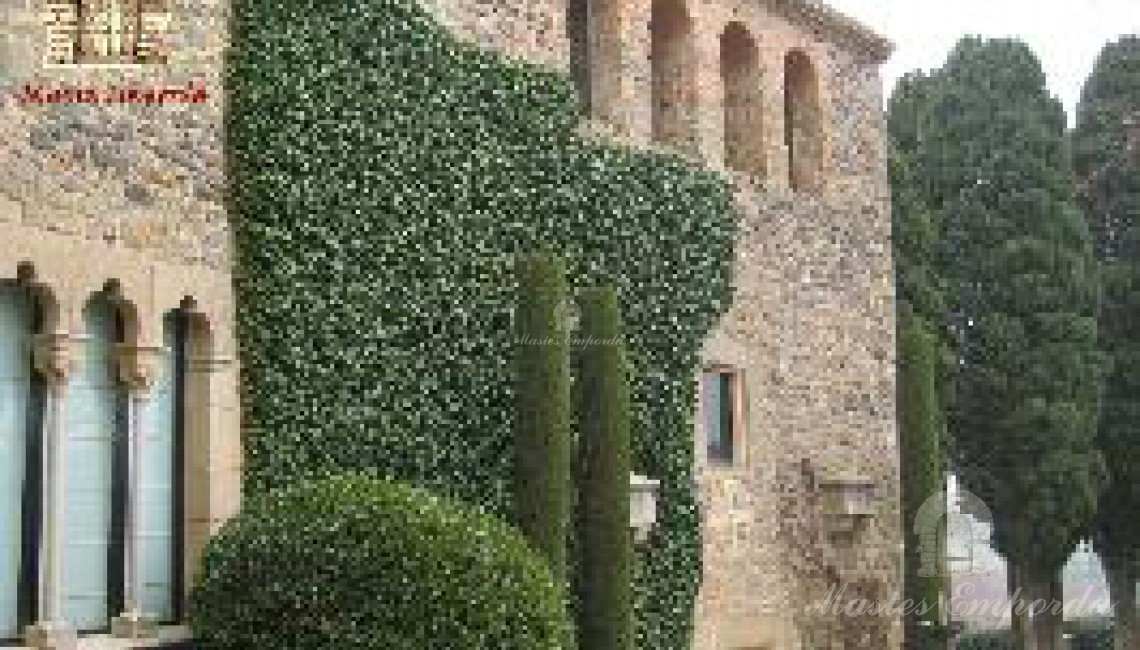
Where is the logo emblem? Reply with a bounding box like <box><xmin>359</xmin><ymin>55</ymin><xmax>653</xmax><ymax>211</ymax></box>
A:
<box><xmin>553</xmin><ymin>298</ymin><xmax>580</xmax><ymax>333</ymax></box>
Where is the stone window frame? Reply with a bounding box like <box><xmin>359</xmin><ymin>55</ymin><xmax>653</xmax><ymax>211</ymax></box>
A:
<box><xmin>696</xmin><ymin>363</ymin><xmax>747</xmax><ymax>469</ymax></box>
<box><xmin>2</xmin><ymin>258</ymin><xmax>238</xmax><ymax>646</ymax></box>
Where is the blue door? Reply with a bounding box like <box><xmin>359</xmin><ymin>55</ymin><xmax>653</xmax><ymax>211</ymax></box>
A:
<box><xmin>63</xmin><ymin>296</ymin><xmax>121</xmax><ymax>631</ymax></box>
<box><xmin>139</xmin><ymin>312</ymin><xmax>178</xmax><ymax>620</ymax></box>
<box><xmin>0</xmin><ymin>285</ymin><xmax>31</xmax><ymax>640</ymax></box>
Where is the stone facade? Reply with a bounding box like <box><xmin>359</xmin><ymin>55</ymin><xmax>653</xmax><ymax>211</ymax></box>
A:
<box><xmin>0</xmin><ymin>0</ymin><xmax>238</xmax><ymax>644</ymax></box>
<box><xmin>1</xmin><ymin>0</ymin><xmax>898</xmax><ymax>646</ymax></box>
<box><xmin>420</xmin><ymin>0</ymin><xmax>901</xmax><ymax>647</ymax></box>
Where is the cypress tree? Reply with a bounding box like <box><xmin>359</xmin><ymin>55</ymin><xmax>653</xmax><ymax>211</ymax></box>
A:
<box><xmin>513</xmin><ymin>253</ymin><xmax>573</xmax><ymax>588</ymax></box>
<box><xmin>1073</xmin><ymin>36</ymin><xmax>1140</xmax><ymax>650</ymax></box>
<box><xmin>889</xmin><ymin>69</ymin><xmax>955</xmax><ymax>650</ymax></box>
<box><xmin>920</xmin><ymin>38</ymin><xmax>1103</xmax><ymax>650</ymax></box>
<box><xmin>574</xmin><ymin>286</ymin><xmax>632</xmax><ymax>650</ymax></box>
<box><xmin>897</xmin><ymin>315</ymin><xmax>946</xmax><ymax>647</ymax></box>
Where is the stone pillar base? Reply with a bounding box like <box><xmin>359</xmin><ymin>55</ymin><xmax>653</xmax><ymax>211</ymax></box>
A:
<box><xmin>111</xmin><ymin>611</ymin><xmax>157</xmax><ymax>639</ymax></box>
<box><xmin>24</xmin><ymin>621</ymin><xmax>77</xmax><ymax>650</ymax></box>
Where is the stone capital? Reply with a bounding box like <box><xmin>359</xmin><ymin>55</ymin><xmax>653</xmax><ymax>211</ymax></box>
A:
<box><xmin>32</xmin><ymin>332</ymin><xmax>79</xmax><ymax>386</ymax></box>
<box><xmin>115</xmin><ymin>344</ymin><xmax>167</xmax><ymax>392</ymax></box>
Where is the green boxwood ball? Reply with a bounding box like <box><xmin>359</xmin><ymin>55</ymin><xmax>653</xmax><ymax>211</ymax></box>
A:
<box><xmin>189</xmin><ymin>475</ymin><xmax>571</xmax><ymax>649</ymax></box>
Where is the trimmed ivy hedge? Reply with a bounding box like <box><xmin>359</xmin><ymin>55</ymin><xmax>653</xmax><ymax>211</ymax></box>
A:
<box><xmin>188</xmin><ymin>476</ymin><xmax>571</xmax><ymax>649</ymax></box>
<box><xmin>228</xmin><ymin>0</ymin><xmax>737</xmax><ymax>646</ymax></box>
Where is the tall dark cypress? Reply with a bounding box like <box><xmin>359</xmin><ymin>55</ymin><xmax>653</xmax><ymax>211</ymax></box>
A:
<box><xmin>575</xmin><ymin>286</ymin><xmax>632</xmax><ymax>650</ymax></box>
<box><xmin>919</xmin><ymin>38</ymin><xmax>1103</xmax><ymax>650</ymax></box>
<box><xmin>1073</xmin><ymin>36</ymin><xmax>1140</xmax><ymax>650</ymax></box>
<box><xmin>513</xmin><ymin>253</ymin><xmax>572</xmax><ymax>588</ymax></box>
<box><xmin>897</xmin><ymin>316</ymin><xmax>946</xmax><ymax>647</ymax></box>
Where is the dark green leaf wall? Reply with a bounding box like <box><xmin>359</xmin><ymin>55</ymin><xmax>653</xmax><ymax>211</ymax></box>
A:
<box><xmin>227</xmin><ymin>0</ymin><xmax>737</xmax><ymax>646</ymax></box>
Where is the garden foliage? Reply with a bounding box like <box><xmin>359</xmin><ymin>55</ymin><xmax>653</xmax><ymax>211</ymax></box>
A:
<box><xmin>228</xmin><ymin>0</ymin><xmax>737</xmax><ymax>645</ymax></box>
<box><xmin>189</xmin><ymin>476</ymin><xmax>571</xmax><ymax>649</ymax></box>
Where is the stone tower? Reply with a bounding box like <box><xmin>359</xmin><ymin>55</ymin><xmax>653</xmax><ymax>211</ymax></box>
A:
<box><xmin>414</xmin><ymin>0</ymin><xmax>901</xmax><ymax>647</ymax></box>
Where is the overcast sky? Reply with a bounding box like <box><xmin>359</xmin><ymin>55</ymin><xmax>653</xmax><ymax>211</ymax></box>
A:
<box><xmin>825</xmin><ymin>0</ymin><xmax>1140</xmax><ymax>125</ymax></box>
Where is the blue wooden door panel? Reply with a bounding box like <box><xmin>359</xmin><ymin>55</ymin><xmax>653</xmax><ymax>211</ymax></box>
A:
<box><xmin>63</xmin><ymin>299</ymin><xmax>118</xmax><ymax>631</ymax></box>
<box><xmin>0</xmin><ymin>286</ymin><xmax>31</xmax><ymax>640</ymax></box>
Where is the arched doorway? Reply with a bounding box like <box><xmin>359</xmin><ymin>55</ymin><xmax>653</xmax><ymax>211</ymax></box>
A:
<box><xmin>784</xmin><ymin>49</ymin><xmax>822</xmax><ymax>191</ymax></box>
<box><xmin>721</xmin><ymin>22</ymin><xmax>764</xmax><ymax>177</ymax></box>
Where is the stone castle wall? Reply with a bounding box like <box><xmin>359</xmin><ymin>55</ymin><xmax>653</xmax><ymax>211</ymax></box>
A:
<box><xmin>422</xmin><ymin>0</ymin><xmax>902</xmax><ymax>647</ymax></box>
<box><xmin>0</xmin><ymin>0</ymin><xmax>899</xmax><ymax>645</ymax></box>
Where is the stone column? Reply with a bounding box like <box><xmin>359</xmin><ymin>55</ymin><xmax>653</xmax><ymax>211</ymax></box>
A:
<box><xmin>24</xmin><ymin>333</ymin><xmax>78</xmax><ymax>650</ymax></box>
<box><xmin>111</xmin><ymin>344</ymin><xmax>165</xmax><ymax>639</ymax></box>
<box><xmin>182</xmin><ymin>351</ymin><xmax>239</xmax><ymax>610</ymax></box>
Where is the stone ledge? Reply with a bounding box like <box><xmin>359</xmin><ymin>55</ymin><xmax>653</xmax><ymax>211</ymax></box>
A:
<box><xmin>13</xmin><ymin>625</ymin><xmax>191</xmax><ymax>650</ymax></box>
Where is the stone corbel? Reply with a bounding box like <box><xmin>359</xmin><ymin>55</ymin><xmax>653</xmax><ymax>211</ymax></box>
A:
<box><xmin>115</xmin><ymin>344</ymin><xmax>167</xmax><ymax>393</ymax></box>
<box><xmin>33</xmin><ymin>332</ymin><xmax>79</xmax><ymax>386</ymax></box>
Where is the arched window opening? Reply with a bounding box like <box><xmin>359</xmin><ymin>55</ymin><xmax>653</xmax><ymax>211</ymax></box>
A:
<box><xmin>138</xmin><ymin>308</ymin><xmax>188</xmax><ymax>622</ymax></box>
<box><xmin>720</xmin><ymin>22</ymin><xmax>764</xmax><ymax>176</ymax></box>
<box><xmin>650</xmin><ymin>0</ymin><xmax>693</xmax><ymax>149</ymax></box>
<box><xmin>63</xmin><ymin>290</ymin><xmax>128</xmax><ymax>631</ymax></box>
<box><xmin>784</xmin><ymin>49</ymin><xmax>823</xmax><ymax>192</ymax></box>
<box><xmin>0</xmin><ymin>283</ymin><xmax>38</xmax><ymax>642</ymax></box>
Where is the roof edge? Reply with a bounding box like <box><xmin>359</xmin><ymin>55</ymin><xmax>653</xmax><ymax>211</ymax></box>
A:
<box><xmin>765</xmin><ymin>0</ymin><xmax>895</xmax><ymax>63</ymax></box>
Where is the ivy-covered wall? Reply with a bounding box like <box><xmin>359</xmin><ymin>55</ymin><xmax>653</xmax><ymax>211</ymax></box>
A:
<box><xmin>228</xmin><ymin>0</ymin><xmax>737</xmax><ymax>646</ymax></box>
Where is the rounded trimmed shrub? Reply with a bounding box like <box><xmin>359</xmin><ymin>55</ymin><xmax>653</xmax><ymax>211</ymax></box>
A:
<box><xmin>189</xmin><ymin>475</ymin><xmax>571</xmax><ymax>649</ymax></box>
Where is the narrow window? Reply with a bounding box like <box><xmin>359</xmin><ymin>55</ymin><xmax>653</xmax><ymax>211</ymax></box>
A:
<box><xmin>63</xmin><ymin>291</ymin><xmax>126</xmax><ymax>631</ymax></box>
<box><xmin>138</xmin><ymin>309</ymin><xmax>187</xmax><ymax>622</ymax></box>
<box><xmin>0</xmin><ymin>284</ymin><xmax>36</xmax><ymax>642</ymax></box>
<box><xmin>701</xmin><ymin>368</ymin><xmax>742</xmax><ymax>464</ymax></box>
